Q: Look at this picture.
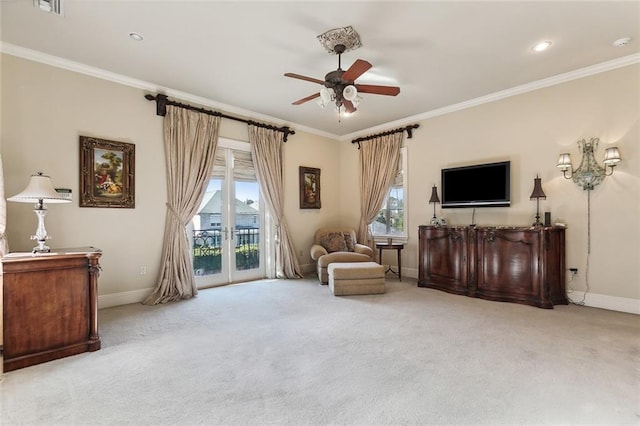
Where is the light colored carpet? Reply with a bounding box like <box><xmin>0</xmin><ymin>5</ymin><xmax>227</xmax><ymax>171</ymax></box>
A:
<box><xmin>1</xmin><ymin>276</ymin><xmax>639</xmax><ymax>425</ymax></box>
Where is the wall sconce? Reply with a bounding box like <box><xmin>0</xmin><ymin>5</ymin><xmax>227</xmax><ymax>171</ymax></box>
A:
<box><xmin>7</xmin><ymin>172</ymin><xmax>71</xmax><ymax>253</ymax></box>
<box><xmin>529</xmin><ymin>175</ymin><xmax>546</xmax><ymax>227</ymax></box>
<box><xmin>428</xmin><ymin>185</ymin><xmax>440</xmax><ymax>225</ymax></box>
<box><xmin>556</xmin><ymin>138</ymin><xmax>621</xmax><ymax>190</ymax></box>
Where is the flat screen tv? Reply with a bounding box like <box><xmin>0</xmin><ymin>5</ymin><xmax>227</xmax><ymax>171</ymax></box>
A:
<box><xmin>441</xmin><ymin>161</ymin><xmax>510</xmax><ymax>208</ymax></box>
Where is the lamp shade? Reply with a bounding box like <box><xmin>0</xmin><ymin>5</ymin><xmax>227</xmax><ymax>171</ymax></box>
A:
<box><xmin>603</xmin><ymin>147</ymin><xmax>621</xmax><ymax>165</ymax></box>
<box><xmin>529</xmin><ymin>176</ymin><xmax>547</xmax><ymax>200</ymax></box>
<box><xmin>343</xmin><ymin>85</ymin><xmax>358</xmax><ymax>101</ymax></box>
<box><xmin>7</xmin><ymin>172</ymin><xmax>70</xmax><ymax>204</ymax></box>
<box><xmin>556</xmin><ymin>153</ymin><xmax>572</xmax><ymax>170</ymax></box>
<box><xmin>320</xmin><ymin>86</ymin><xmax>334</xmax><ymax>103</ymax></box>
<box><xmin>428</xmin><ymin>185</ymin><xmax>440</xmax><ymax>204</ymax></box>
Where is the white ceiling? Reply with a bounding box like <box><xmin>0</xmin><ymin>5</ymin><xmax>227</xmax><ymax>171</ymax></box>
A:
<box><xmin>1</xmin><ymin>1</ymin><xmax>639</xmax><ymax>139</ymax></box>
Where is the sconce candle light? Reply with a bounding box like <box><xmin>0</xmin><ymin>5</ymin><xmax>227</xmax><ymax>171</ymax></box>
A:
<box><xmin>7</xmin><ymin>172</ymin><xmax>71</xmax><ymax>253</ymax></box>
<box><xmin>428</xmin><ymin>185</ymin><xmax>440</xmax><ymax>225</ymax></box>
<box><xmin>557</xmin><ymin>138</ymin><xmax>621</xmax><ymax>190</ymax></box>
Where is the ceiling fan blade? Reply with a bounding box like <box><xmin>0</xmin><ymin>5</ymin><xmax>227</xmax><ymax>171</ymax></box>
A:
<box><xmin>355</xmin><ymin>84</ymin><xmax>401</xmax><ymax>96</ymax></box>
<box><xmin>284</xmin><ymin>73</ymin><xmax>325</xmax><ymax>85</ymax></box>
<box><xmin>343</xmin><ymin>100</ymin><xmax>357</xmax><ymax>114</ymax></box>
<box><xmin>341</xmin><ymin>59</ymin><xmax>372</xmax><ymax>82</ymax></box>
<box><xmin>292</xmin><ymin>92</ymin><xmax>320</xmax><ymax>105</ymax></box>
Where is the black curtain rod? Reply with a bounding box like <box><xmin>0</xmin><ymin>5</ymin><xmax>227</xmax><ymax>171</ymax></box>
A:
<box><xmin>351</xmin><ymin>124</ymin><xmax>420</xmax><ymax>149</ymax></box>
<box><xmin>144</xmin><ymin>94</ymin><xmax>295</xmax><ymax>142</ymax></box>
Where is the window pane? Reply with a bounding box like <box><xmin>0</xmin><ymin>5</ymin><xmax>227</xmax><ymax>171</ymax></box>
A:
<box><xmin>234</xmin><ymin>180</ymin><xmax>260</xmax><ymax>271</ymax></box>
<box><xmin>372</xmin><ymin>187</ymin><xmax>404</xmax><ymax>236</ymax></box>
<box><xmin>193</xmin><ymin>178</ymin><xmax>223</xmax><ymax>276</ymax></box>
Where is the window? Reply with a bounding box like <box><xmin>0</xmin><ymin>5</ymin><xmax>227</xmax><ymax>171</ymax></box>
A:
<box><xmin>371</xmin><ymin>147</ymin><xmax>407</xmax><ymax>240</ymax></box>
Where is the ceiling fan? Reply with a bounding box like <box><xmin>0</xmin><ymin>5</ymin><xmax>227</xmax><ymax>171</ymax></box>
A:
<box><xmin>284</xmin><ymin>43</ymin><xmax>400</xmax><ymax>115</ymax></box>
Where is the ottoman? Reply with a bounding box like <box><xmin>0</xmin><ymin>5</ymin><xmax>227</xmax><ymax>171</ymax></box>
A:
<box><xmin>328</xmin><ymin>262</ymin><xmax>386</xmax><ymax>296</ymax></box>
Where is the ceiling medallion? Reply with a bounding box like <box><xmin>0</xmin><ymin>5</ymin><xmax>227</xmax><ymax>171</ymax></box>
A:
<box><xmin>317</xmin><ymin>26</ymin><xmax>362</xmax><ymax>54</ymax></box>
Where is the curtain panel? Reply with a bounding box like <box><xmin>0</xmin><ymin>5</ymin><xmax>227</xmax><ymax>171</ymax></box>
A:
<box><xmin>144</xmin><ymin>106</ymin><xmax>220</xmax><ymax>305</ymax></box>
<box><xmin>248</xmin><ymin>126</ymin><xmax>303</xmax><ymax>279</ymax></box>
<box><xmin>357</xmin><ymin>133</ymin><xmax>404</xmax><ymax>256</ymax></box>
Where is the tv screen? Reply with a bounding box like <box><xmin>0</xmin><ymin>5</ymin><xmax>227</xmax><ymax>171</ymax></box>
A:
<box><xmin>441</xmin><ymin>161</ymin><xmax>510</xmax><ymax>208</ymax></box>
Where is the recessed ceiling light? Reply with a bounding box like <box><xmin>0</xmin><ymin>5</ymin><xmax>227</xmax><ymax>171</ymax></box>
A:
<box><xmin>612</xmin><ymin>37</ymin><xmax>631</xmax><ymax>47</ymax></box>
<box><xmin>129</xmin><ymin>32</ymin><xmax>144</xmax><ymax>42</ymax></box>
<box><xmin>532</xmin><ymin>41</ymin><xmax>553</xmax><ymax>52</ymax></box>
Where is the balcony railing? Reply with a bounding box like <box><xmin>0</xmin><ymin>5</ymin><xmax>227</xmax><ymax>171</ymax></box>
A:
<box><xmin>192</xmin><ymin>227</ymin><xmax>260</xmax><ymax>275</ymax></box>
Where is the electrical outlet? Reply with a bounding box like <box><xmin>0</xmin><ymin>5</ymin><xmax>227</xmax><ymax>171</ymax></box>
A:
<box><xmin>139</xmin><ymin>266</ymin><xmax>147</xmax><ymax>275</ymax></box>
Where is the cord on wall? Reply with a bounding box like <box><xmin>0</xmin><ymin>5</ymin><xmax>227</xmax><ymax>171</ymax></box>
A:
<box><xmin>567</xmin><ymin>190</ymin><xmax>592</xmax><ymax>306</ymax></box>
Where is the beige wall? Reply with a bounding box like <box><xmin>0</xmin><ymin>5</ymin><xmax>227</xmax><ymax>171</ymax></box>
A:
<box><xmin>0</xmin><ymin>54</ymin><xmax>338</xmax><ymax>300</ymax></box>
<box><xmin>2</xmin><ymin>53</ymin><xmax>638</xmax><ymax>309</ymax></box>
<box><xmin>340</xmin><ymin>64</ymin><xmax>639</xmax><ymax>303</ymax></box>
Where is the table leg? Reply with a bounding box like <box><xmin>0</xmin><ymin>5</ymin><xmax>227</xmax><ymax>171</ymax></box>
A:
<box><xmin>397</xmin><ymin>247</ymin><xmax>402</xmax><ymax>281</ymax></box>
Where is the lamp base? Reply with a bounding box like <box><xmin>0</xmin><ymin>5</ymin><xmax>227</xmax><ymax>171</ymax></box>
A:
<box><xmin>532</xmin><ymin>213</ymin><xmax>544</xmax><ymax>227</ymax></box>
<box><xmin>31</xmin><ymin>236</ymin><xmax>51</xmax><ymax>253</ymax></box>
<box><xmin>31</xmin><ymin>207</ymin><xmax>52</xmax><ymax>253</ymax></box>
<box><xmin>532</xmin><ymin>200</ymin><xmax>544</xmax><ymax>227</ymax></box>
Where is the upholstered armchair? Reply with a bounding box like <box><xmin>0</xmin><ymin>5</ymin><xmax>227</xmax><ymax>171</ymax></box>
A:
<box><xmin>310</xmin><ymin>227</ymin><xmax>374</xmax><ymax>284</ymax></box>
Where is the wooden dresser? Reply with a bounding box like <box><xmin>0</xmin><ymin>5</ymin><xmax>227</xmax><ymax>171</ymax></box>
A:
<box><xmin>418</xmin><ymin>226</ymin><xmax>567</xmax><ymax>309</ymax></box>
<box><xmin>1</xmin><ymin>248</ymin><xmax>101</xmax><ymax>373</ymax></box>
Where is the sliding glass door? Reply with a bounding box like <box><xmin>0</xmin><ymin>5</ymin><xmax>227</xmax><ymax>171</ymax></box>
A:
<box><xmin>191</xmin><ymin>139</ymin><xmax>265</xmax><ymax>287</ymax></box>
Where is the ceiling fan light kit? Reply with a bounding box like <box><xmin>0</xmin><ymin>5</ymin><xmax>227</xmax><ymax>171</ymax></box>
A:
<box><xmin>285</xmin><ymin>26</ymin><xmax>400</xmax><ymax>119</ymax></box>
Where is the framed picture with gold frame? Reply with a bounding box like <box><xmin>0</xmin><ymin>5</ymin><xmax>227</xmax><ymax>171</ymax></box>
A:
<box><xmin>299</xmin><ymin>166</ymin><xmax>321</xmax><ymax>209</ymax></box>
<box><xmin>79</xmin><ymin>136</ymin><xmax>135</xmax><ymax>208</ymax></box>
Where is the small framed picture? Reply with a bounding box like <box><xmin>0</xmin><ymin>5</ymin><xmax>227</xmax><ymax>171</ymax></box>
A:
<box><xmin>299</xmin><ymin>166</ymin><xmax>321</xmax><ymax>209</ymax></box>
<box><xmin>79</xmin><ymin>136</ymin><xmax>135</xmax><ymax>208</ymax></box>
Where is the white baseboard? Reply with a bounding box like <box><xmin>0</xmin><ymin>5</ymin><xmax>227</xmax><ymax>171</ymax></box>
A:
<box><xmin>98</xmin><ymin>288</ymin><xmax>153</xmax><ymax>309</ymax></box>
<box><xmin>567</xmin><ymin>291</ymin><xmax>640</xmax><ymax>315</ymax></box>
<box><xmin>404</xmin><ymin>268</ymin><xmax>637</xmax><ymax>314</ymax></box>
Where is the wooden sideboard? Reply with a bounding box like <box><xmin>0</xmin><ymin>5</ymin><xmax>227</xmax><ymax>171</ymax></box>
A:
<box><xmin>418</xmin><ymin>226</ymin><xmax>567</xmax><ymax>309</ymax></box>
<box><xmin>1</xmin><ymin>248</ymin><xmax>101</xmax><ymax>373</ymax></box>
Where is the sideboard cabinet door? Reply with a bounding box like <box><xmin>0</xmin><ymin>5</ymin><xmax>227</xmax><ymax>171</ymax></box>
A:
<box><xmin>476</xmin><ymin>228</ymin><xmax>546</xmax><ymax>307</ymax></box>
<box><xmin>418</xmin><ymin>226</ymin><xmax>469</xmax><ymax>294</ymax></box>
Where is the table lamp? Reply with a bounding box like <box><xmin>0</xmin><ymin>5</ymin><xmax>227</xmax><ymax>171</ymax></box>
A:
<box><xmin>529</xmin><ymin>175</ymin><xmax>547</xmax><ymax>227</ymax></box>
<box><xmin>8</xmin><ymin>172</ymin><xmax>71</xmax><ymax>252</ymax></box>
<box><xmin>428</xmin><ymin>185</ymin><xmax>440</xmax><ymax>225</ymax></box>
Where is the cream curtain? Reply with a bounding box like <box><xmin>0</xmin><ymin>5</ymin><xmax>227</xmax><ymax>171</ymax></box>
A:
<box><xmin>0</xmin><ymin>153</ymin><xmax>8</xmax><ymax>256</ymax></box>
<box><xmin>144</xmin><ymin>106</ymin><xmax>220</xmax><ymax>305</ymax></box>
<box><xmin>357</xmin><ymin>133</ymin><xmax>404</xmax><ymax>254</ymax></box>
<box><xmin>248</xmin><ymin>126</ymin><xmax>303</xmax><ymax>279</ymax></box>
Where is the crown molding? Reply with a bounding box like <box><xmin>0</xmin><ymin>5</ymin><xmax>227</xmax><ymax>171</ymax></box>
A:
<box><xmin>2</xmin><ymin>42</ymin><xmax>637</xmax><ymax>143</ymax></box>
<box><xmin>0</xmin><ymin>42</ymin><xmax>337</xmax><ymax>140</ymax></box>
<box><xmin>340</xmin><ymin>53</ymin><xmax>640</xmax><ymax>141</ymax></box>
